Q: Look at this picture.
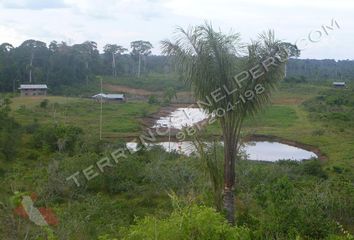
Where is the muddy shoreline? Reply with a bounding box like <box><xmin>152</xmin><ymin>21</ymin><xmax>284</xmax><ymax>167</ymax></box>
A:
<box><xmin>140</xmin><ymin>103</ymin><xmax>201</xmax><ymax>131</ymax></box>
<box><xmin>117</xmin><ymin>105</ymin><xmax>327</xmax><ymax>162</ymax></box>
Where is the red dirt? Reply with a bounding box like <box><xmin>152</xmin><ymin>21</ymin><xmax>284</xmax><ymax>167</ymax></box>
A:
<box><xmin>103</xmin><ymin>83</ymin><xmax>160</xmax><ymax>96</ymax></box>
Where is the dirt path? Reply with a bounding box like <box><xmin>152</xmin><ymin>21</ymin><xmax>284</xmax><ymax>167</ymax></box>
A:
<box><xmin>103</xmin><ymin>83</ymin><xmax>161</xmax><ymax>96</ymax></box>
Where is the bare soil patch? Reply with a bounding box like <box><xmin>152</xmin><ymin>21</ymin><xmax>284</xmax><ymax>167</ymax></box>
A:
<box><xmin>103</xmin><ymin>83</ymin><xmax>160</xmax><ymax>96</ymax></box>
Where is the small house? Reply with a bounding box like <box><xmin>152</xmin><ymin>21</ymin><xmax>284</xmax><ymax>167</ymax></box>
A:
<box><xmin>92</xmin><ymin>93</ymin><xmax>125</xmax><ymax>102</ymax></box>
<box><xmin>332</xmin><ymin>82</ymin><xmax>346</xmax><ymax>88</ymax></box>
<box><xmin>19</xmin><ymin>84</ymin><xmax>48</xmax><ymax>96</ymax></box>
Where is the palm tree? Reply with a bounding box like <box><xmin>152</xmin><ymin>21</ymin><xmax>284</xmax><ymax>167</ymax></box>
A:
<box><xmin>161</xmin><ymin>23</ymin><xmax>289</xmax><ymax>224</ymax></box>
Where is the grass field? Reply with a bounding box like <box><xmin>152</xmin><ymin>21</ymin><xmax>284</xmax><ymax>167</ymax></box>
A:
<box><xmin>10</xmin><ymin>82</ymin><xmax>354</xmax><ymax>172</ymax></box>
<box><xmin>205</xmin><ymin>83</ymin><xmax>354</xmax><ymax>172</ymax></box>
<box><xmin>10</xmin><ymin>96</ymin><xmax>159</xmax><ymax>139</ymax></box>
<box><xmin>2</xmin><ymin>82</ymin><xmax>354</xmax><ymax>239</ymax></box>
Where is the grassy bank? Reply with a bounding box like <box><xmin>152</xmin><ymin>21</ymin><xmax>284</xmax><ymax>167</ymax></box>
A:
<box><xmin>205</xmin><ymin>83</ymin><xmax>354</xmax><ymax>173</ymax></box>
<box><xmin>10</xmin><ymin>96</ymin><xmax>159</xmax><ymax>139</ymax></box>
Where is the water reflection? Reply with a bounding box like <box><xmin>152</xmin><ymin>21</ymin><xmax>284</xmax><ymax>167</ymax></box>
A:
<box><xmin>126</xmin><ymin>141</ymin><xmax>317</xmax><ymax>162</ymax></box>
<box><xmin>152</xmin><ymin>108</ymin><xmax>209</xmax><ymax>129</ymax></box>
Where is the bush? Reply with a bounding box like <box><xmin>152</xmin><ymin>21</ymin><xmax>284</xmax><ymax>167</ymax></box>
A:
<box><xmin>120</xmin><ymin>205</ymin><xmax>251</xmax><ymax>240</ymax></box>
<box><xmin>0</xmin><ymin>97</ymin><xmax>21</xmax><ymax>161</ymax></box>
<box><xmin>103</xmin><ymin>157</ymin><xmax>145</xmax><ymax>194</ymax></box>
<box><xmin>32</xmin><ymin>124</ymin><xmax>83</xmax><ymax>154</ymax></box>
<box><xmin>39</xmin><ymin>99</ymin><xmax>49</xmax><ymax>108</ymax></box>
<box><xmin>24</xmin><ymin>119</ymin><xmax>40</xmax><ymax>134</ymax></box>
<box><xmin>254</xmin><ymin>177</ymin><xmax>336</xmax><ymax>239</ymax></box>
<box><xmin>301</xmin><ymin>159</ymin><xmax>327</xmax><ymax>179</ymax></box>
<box><xmin>148</xmin><ymin>95</ymin><xmax>159</xmax><ymax>104</ymax></box>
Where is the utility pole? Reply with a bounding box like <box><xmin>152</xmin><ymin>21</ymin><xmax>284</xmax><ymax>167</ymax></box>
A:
<box><xmin>168</xmin><ymin>116</ymin><xmax>171</xmax><ymax>152</ymax></box>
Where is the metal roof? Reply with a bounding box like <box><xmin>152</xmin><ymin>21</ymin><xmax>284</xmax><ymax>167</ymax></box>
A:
<box><xmin>92</xmin><ymin>93</ymin><xmax>124</xmax><ymax>99</ymax></box>
<box><xmin>332</xmin><ymin>82</ymin><xmax>346</xmax><ymax>85</ymax></box>
<box><xmin>19</xmin><ymin>84</ymin><xmax>48</xmax><ymax>89</ymax></box>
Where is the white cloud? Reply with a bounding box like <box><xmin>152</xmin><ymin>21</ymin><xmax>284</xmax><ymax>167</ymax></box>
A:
<box><xmin>63</xmin><ymin>0</ymin><xmax>164</xmax><ymax>20</ymax></box>
<box><xmin>0</xmin><ymin>0</ymin><xmax>67</xmax><ymax>9</ymax></box>
<box><xmin>0</xmin><ymin>0</ymin><xmax>352</xmax><ymax>59</ymax></box>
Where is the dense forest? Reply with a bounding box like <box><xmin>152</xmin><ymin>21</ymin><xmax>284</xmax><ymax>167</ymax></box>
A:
<box><xmin>0</xmin><ymin>40</ymin><xmax>171</xmax><ymax>93</ymax></box>
<box><xmin>287</xmin><ymin>59</ymin><xmax>354</xmax><ymax>82</ymax></box>
<box><xmin>0</xmin><ymin>40</ymin><xmax>353</xmax><ymax>94</ymax></box>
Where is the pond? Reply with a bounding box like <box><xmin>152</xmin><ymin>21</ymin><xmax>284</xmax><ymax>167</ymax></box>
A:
<box><xmin>152</xmin><ymin>108</ymin><xmax>209</xmax><ymax>129</ymax></box>
<box><xmin>126</xmin><ymin>141</ymin><xmax>317</xmax><ymax>162</ymax></box>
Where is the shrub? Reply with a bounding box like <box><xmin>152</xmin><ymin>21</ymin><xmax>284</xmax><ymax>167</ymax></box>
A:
<box><xmin>32</xmin><ymin>124</ymin><xmax>83</xmax><ymax>154</ymax></box>
<box><xmin>148</xmin><ymin>95</ymin><xmax>159</xmax><ymax>104</ymax></box>
<box><xmin>332</xmin><ymin>166</ymin><xmax>344</xmax><ymax>174</ymax></box>
<box><xmin>301</xmin><ymin>159</ymin><xmax>328</xmax><ymax>179</ymax></box>
<box><xmin>24</xmin><ymin>119</ymin><xmax>40</xmax><ymax>134</ymax></box>
<box><xmin>39</xmin><ymin>99</ymin><xmax>49</xmax><ymax>108</ymax></box>
<box><xmin>103</xmin><ymin>157</ymin><xmax>145</xmax><ymax>194</ymax></box>
<box><xmin>120</xmin><ymin>205</ymin><xmax>252</xmax><ymax>240</ymax></box>
<box><xmin>254</xmin><ymin>177</ymin><xmax>336</xmax><ymax>239</ymax></box>
<box><xmin>0</xmin><ymin>97</ymin><xmax>21</xmax><ymax>161</ymax></box>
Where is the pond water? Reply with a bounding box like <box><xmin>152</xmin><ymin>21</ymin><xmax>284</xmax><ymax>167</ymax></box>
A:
<box><xmin>143</xmin><ymin>107</ymin><xmax>317</xmax><ymax>161</ymax></box>
<box><xmin>126</xmin><ymin>141</ymin><xmax>317</xmax><ymax>162</ymax></box>
<box><xmin>243</xmin><ymin>141</ymin><xmax>317</xmax><ymax>161</ymax></box>
<box><xmin>152</xmin><ymin>108</ymin><xmax>209</xmax><ymax>129</ymax></box>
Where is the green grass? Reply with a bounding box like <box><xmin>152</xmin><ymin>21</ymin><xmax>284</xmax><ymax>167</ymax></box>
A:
<box><xmin>10</xmin><ymin>96</ymin><xmax>159</xmax><ymax>138</ymax></box>
<box><xmin>205</xmin><ymin>83</ymin><xmax>354</xmax><ymax>173</ymax></box>
<box><xmin>9</xmin><ymin>83</ymin><xmax>354</xmax><ymax>172</ymax></box>
<box><xmin>2</xmin><ymin>82</ymin><xmax>354</xmax><ymax>239</ymax></box>
<box><xmin>252</xmin><ymin>105</ymin><xmax>354</xmax><ymax>171</ymax></box>
<box><xmin>205</xmin><ymin>105</ymin><xmax>298</xmax><ymax>135</ymax></box>
<box><xmin>244</xmin><ymin>105</ymin><xmax>298</xmax><ymax>128</ymax></box>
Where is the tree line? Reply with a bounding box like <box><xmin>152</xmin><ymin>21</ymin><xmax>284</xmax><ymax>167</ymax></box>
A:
<box><xmin>0</xmin><ymin>40</ymin><xmax>171</xmax><ymax>92</ymax></box>
<box><xmin>286</xmin><ymin>58</ymin><xmax>354</xmax><ymax>82</ymax></box>
<box><xmin>0</xmin><ymin>39</ymin><xmax>353</xmax><ymax>93</ymax></box>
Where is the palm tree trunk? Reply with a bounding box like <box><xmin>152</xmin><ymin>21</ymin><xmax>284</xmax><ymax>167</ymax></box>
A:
<box><xmin>223</xmin><ymin>129</ymin><xmax>236</xmax><ymax>225</ymax></box>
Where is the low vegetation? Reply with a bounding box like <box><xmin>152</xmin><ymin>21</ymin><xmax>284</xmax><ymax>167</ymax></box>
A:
<box><xmin>0</xmin><ymin>81</ymin><xmax>353</xmax><ymax>239</ymax></box>
<box><xmin>0</xmin><ymin>25</ymin><xmax>353</xmax><ymax>240</ymax></box>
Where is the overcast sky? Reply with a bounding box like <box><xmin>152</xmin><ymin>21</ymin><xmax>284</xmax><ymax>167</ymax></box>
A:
<box><xmin>0</xmin><ymin>0</ymin><xmax>352</xmax><ymax>59</ymax></box>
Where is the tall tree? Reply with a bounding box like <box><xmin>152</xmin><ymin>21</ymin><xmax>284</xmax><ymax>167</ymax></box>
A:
<box><xmin>49</xmin><ymin>41</ymin><xmax>59</xmax><ymax>53</ymax></box>
<box><xmin>280</xmin><ymin>42</ymin><xmax>299</xmax><ymax>77</ymax></box>
<box><xmin>104</xmin><ymin>44</ymin><xmax>127</xmax><ymax>78</ymax></box>
<box><xmin>162</xmin><ymin>24</ymin><xmax>289</xmax><ymax>224</ymax></box>
<box><xmin>19</xmin><ymin>40</ymin><xmax>48</xmax><ymax>83</ymax></box>
<box><xmin>0</xmin><ymin>43</ymin><xmax>14</xmax><ymax>53</ymax></box>
<box><xmin>73</xmin><ymin>41</ymin><xmax>99</xmax><ymax>85</ymax></box>
<box><xmin>0</xmin><ymin>43</ymin><xmax>15</xmax><ymax>92</ymax></box>
<box><xmin>130</xmin><ymin>40</ymin><xmax>153</xmax><ymax>78</ymax></box>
